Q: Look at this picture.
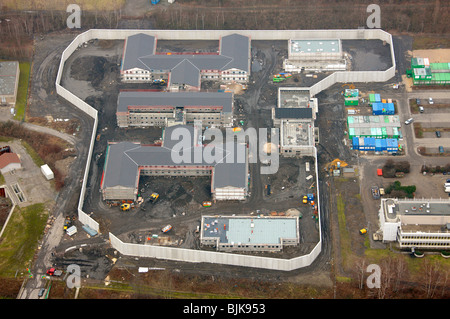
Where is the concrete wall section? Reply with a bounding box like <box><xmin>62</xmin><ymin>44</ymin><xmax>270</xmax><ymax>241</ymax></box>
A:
<box><xmin>109</xmin><ymin>232</ymin><xmax>319</xmax><ymax>271</ymax></box>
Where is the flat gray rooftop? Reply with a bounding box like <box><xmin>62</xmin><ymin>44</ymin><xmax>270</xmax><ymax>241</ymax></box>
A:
<box><xmin>396</xmin><ymin>201</ymin><xmax>450</xmax><ymax>216</ymax></box>
<box><xmin>279</xmin><ymin>89</ymin><xmax>311</xmax><ymax>108</ymax></box>
<box><xmin>281</xmin><ymin>120</ymin><xmax>314</xmax><ymax>147</ymax></box>
<box><xmin>0</xmin><ymin>61</ymin><xmax>19</xmax><ymax>96</ymax></box>
<box><xmin>117</xmin><ymin>91</ymin><xmax>233</xmax><ymax>113</ymax></box>
<box><xmin>383</xmin><ymin>199</ymin><xmax>450</xmax><ymax>222</ymax></box>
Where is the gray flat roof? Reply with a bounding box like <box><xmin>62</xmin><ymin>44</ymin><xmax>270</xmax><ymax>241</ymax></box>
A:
<box><xmin>117</xmin><ymin>91</ymin><xmax>234</xmax><ymax>113</ymax></box>
<box><xmin>0</xmin><ymin>61</ymin><xmax>19</xmax><ymax>96</ymax></box>
<box><xmin>274</xmin><ymin>108</ymin><xmax>313</xmax><ymax>119</ymax></box>
<box><xmin>202</xmin><ymin>216</ymin><xmax>298</xmax><ymax>245</ymax></box>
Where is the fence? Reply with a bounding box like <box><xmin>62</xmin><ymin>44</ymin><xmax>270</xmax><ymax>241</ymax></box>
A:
<box><xmin>55</xmin><ymin>28</ymin><xmax>395</xmax><ymax>270</ymax></box>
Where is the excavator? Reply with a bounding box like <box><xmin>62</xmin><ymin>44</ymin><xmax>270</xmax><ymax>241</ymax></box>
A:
<box><xmin>325</xmin><ymin>158</ymin><xmax>348</xmax><ymax>173</ymax></box>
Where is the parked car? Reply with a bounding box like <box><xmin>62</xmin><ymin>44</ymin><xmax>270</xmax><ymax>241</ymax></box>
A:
<box><xmin>416</xmin><ymin>98</ymin><xmax>421</xmax><ymax>105</ymax></box>
<box><xmin>371</xmin><ymin>186</ymin><xmax>380</xmax><ymax>199</ymax></box>
<box><xmin>429</xmin><ymin>97</ymin><xmax>434</xmax><ymax>104</ymax></box>
<box><xmin>419</xmin><ymin>106</ymin><xmax>424</xmax><ymax>113</ymax></box>
<box><xmin>404</xmin><ymin>118</ymin><xmax>414</xmax><ymax>125</ymax></box>
<box><xmin>439</xmin><ymin>146</ymin><xmax>444</xmax><ymax>153</ymax></box>
<box><xmin>38</xmin><ymin>288</ymin><xmax>45</xmax><ymax>297</ymax></box>
<box><xmin>436</xmin><ymin>131</ymin><xmax>441</xmax><ymax>138</ymax></box>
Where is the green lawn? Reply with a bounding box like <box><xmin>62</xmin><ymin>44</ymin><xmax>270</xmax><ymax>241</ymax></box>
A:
<box><xmin>0</xmin><ymin>203</ymin><xmax>49</xmax><ymax>277</ymax></box>
<box><xmin>336</xmin><ymin>193</ymin><xmax>351</xmax><ymax>268</ymax></box>
<box><xmin>13</xmin><ymin>61</ymin><xmax>31</xmax><ymax>122</ymax></box>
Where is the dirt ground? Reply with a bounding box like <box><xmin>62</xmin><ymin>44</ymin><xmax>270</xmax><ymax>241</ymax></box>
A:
<box><xmin>0</xmin><ymin>197</ymin><xmax>13</xmax><ymax>231</ymax></box>
<box><xmin>411</xmin><ymin>49</ymin><xmax>450</xmax><ymax>62</ymax></box>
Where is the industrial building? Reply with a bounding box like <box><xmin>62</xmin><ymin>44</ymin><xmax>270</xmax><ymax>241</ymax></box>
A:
<box><xmin>283</xmin><ymin>39</ymin><xmax>346</xmax><ymax>72</ymax></box>
<box><xmin>378</xmin><ymin>198</ymin><xmax>450</xmax><ymax>251</ymax></box>
<box><xmin>200</xmin><ymin>215</ymin><xmax>299</xmax><ymax>252</ymax></box>
<box><xmin>406</xmin><ymin>57</ymin><xmax>450</xmax><ymax>86</ymax></box>
<box><xmin>0</xmin><ymin>61</ymin><xmax>20</xmax><ymax>107</ymax></box>
<box><xmin>120</xmin><ymin>33</ymin><xmax>251</xmax><ymax>88</ymax></box>
<box><xmin>100</xmin><ymin>125</ymin><xmax>248</xmax><ymax>202</ymax></box>
<box><xmin>273</xmin><ymin>87</ymin><xmax>317</xmax><ymax>157</ymax></box>
<box><xmin>116</xmin><ymin>91</ymin><xmax>234</xmax><ymax>128</ymax></box>
<box><xmin>277</xmin><ymin>87</ymin><xmax>318</xmax><ymax>115</ymax></box>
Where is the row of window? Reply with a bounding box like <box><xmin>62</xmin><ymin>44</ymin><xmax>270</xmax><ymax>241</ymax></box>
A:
<box><xmin>142</xmin><ymin>170</ymin><xmax>211</xmax><ymax>175</ymax></box>
<box><xmin>400</xmin><ymin>242</ymin><xmax>450</xmax><ymax>246</ymax></box>
<box><xmin>400</xmin><ymin>235</ymin><xmax>450</xmax><ymax>240</ymax></box>
<box><xmin>125</xmin><ymin>70</ymin><xmax>150</xmax><ymax>74</ymax></box>
<box><xmin>124</xmin><ymin>77</ymin><xmax>151</xmax><ymax>80</ymax></box>
<box><xmin>223</xmin><ymin>77</ymin><xmax>246</xmax><ymax>81</ymax></box>
<box><xmin>219</xmin><ymin>244</ymin><xmax>281</xmax><ymax>249</ymax></box>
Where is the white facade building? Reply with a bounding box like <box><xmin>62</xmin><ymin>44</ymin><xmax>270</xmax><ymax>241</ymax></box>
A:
<box><xmin>378</xmin><ymin>198</ymin><xmax>450</xmax><ymax>250</ymax></box>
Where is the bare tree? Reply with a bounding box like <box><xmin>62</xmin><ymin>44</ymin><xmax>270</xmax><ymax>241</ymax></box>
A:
<box><xmin>354</xmin><ymin>257</ymin><xmax>367</xmax><ymax>290</ymax></box>
<box><xmin>421</xmin><ymin>259</ymin><xmax>445</xmax><ymax>299</ymax></box>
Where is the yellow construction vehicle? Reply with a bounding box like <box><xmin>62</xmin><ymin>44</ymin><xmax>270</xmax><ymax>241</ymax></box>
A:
<box><xmin>120</xmin><ymin>203</ymin><xmax>131</xmax><ymax>211</ymax></box>
<box><xmin>325</xmin><ymin>158</ymin><xmax>348</xmax><ymax>173</ymax></box>
<box><xmin>149</xmin><ymin>193</ymin><xmax>159</xmax><ymax>203</ymax></box>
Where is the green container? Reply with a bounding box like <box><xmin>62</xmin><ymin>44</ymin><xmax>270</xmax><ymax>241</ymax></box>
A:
<box><xmin>344</xmin><ymin>99</ymin><xmax>359</xmax><ymax>106</ymax></box>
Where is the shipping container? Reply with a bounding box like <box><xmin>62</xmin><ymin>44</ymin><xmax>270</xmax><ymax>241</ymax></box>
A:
<box><xmin>40</xmin><ymin>164</ymin><xmax>54</xmax><ymax>180</ymax></box>
<box><xmin>372</xmin><ymin>102</ymin><xmax>394</xmax><ymax>115</ymax></box>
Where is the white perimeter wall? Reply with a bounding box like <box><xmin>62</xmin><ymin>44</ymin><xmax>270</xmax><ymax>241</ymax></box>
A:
<box><xmin>56</xmin><ymin>28</ymin><xmax>395</xmax><ymax>271</ymax></box>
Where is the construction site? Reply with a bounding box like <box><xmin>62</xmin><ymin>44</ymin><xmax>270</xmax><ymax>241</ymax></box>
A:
<box><xmin>21</xmin><ymin>27</ymin><xmax>407</xmax><ymax>290</ymax></box>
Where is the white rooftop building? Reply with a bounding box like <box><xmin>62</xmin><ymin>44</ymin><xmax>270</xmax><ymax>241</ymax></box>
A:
<box><xmin>284</xmin><ymin>39</ymin><xmax>346</xmax><ymax>72</ymax></box>
<box><xmin>200</xmin><ymin>215</ymin><xmax>299</xmax><ymax>252</ymax></box>
<box><xmin>378</xmin><ymin>198</ymin><xmax>450</xmax><ymax>251</ymax></box>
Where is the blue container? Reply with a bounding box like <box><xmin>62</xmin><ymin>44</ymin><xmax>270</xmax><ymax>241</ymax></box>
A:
<box><xmin>386</xmin><ymin>138</ymin><xmax>398</xmax><ymax>152</ymax></box>
<box><xmin>364</xmin><ymin>137</ymin><xmax>376</xmax><ymax>150</ymax></box>
<box><xmin>375</xmin><ymin>139</ymin><xmax>382</xmax><ymax>152</ymax></box>
<box><xmin>352</xmin><ymin>137</ymin><xmax>359</xmax><ymax>150</ymax></box>
<box><xmin>372</xmin><ymin>102</ymin><xmax>394</xmax><ymax>115</ymax></box>
<box><xmin>380</xmin><ymin>139</ymin><xmax>387</xmax><ymax>151</ymax></box>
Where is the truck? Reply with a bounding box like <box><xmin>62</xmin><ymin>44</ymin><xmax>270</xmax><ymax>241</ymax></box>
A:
<box><xmin>63</xmin><ymin>217</ymin><xmax>72</xmax><ymax>230</ymax></box>
<box><xmin>46</xmin><ymin>268</ymin><xmax>63</xmax><ymax>276</ymax></box>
